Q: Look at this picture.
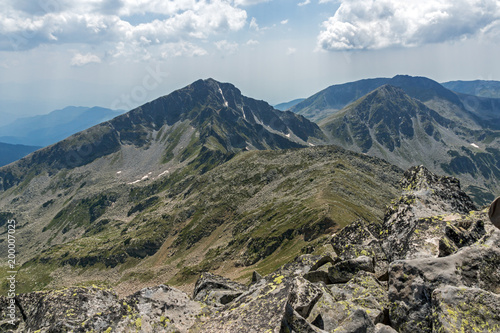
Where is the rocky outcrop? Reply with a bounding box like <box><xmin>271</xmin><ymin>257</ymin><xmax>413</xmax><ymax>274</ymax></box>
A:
<box><xmin>192</xmin><ymin>272</ymin><xmax>248</xmax><ymax>307</ymax></box>
<box><xmin>0</xmin><ymin>285</ymin><xmax>205</xmax><ymax>333</ymax></box>
<box><xmin>1</xmin><ymin>165</ymin><xmax>498</xmax><ymax>333</ymax></box>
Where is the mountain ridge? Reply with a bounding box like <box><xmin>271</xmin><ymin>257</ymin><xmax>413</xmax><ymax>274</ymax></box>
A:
<box><xmin>319</xmin><ymin>83</ymin><xmax>500</xmax><ymax>204</ymax></box>
<box><xmin>0</xmin><ymin>78</ymin><xmax>325</xmax><ymax>192</ymax></box>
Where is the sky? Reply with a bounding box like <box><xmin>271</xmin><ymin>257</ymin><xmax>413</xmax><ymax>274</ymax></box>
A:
<box><xmin>0</xmin><ymin>0</ymin><xmax>499</xmax><ymax>124</ymax></box>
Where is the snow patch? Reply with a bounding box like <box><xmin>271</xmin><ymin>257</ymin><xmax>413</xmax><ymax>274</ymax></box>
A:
<box><xmin>470</xmin><ymin>143</ymin><xmax>479</xmax><ymax>149</ymax></box>
<box><xmin>116</xmin><ymin>171</ymin><xmax>122</xmax><ymax>174</ymax></box>
<box><xmin>309</xmin><ymin>143</ymin><xmax>315</xmax><ymax>147</ymax></box>
<box><xmin>128</xmin><ymin>174</ymin><xmax>150</xmax><ymax>185</ymax></box>
<box><xmin>218</xmin><ymin>87</ymin><xmax>229</xmax><ymax>107</ymax></box>
<box><xmin>158</xmin><ymin>170</ymin><xmax>170</xmax><ymax>177</ymax></box>
<box><xmin>285</xmin><ymin>133</ymin><xmax>291</xmax><ymax>138</ymax></box>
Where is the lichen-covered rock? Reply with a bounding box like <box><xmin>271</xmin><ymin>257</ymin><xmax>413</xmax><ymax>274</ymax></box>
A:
<box><xmin>0</xmin><ymin>285</ymin><xmax>205</xmax><ymax>333</ymax></box>
<box><xmin>276</xmin><ymin>254</ymin><xmax>338</xmax><ymax>278</ymax></box>
<box><xmin>330</xmin><ymin>219</ymin><xmax>384</xmax><ymax>261</ymax></box>
<box><xmin>388</xmin><ymin>231</ymin><xmax>500</xmax><ymax>333</ymax></box>
<box><xmin>331</xmin><ymin>309</ymin><xmax>375</xmax><ymax>333</ymax></box>
<box><xmin>341</xmin><ymin>271</ymin><xmax>389</xmax><ymax>324</ymax></box>
<box><xmin>307</xmin><ymin>271</ymin><xmax>387</xmax><ymax>331</ymax></box>
<box><xmin>193</xmin><ymin>272</ymin><xmax>247</xmax><ymax>307</ymax></box>
<box><xmin>375</xmin><ymin>323</ymin><xmax>398</xmax><ymax>333</ymax></box>
<box><xmin>330</xmin><ymin>219</ymin><xmax>389</xmax><ymax>279</ymax></box>
<box><xmin>432</xmin><ymin>285</ymin><xmax>500</xmax><ymax>333</ymax></box>
<box><xmin>123</xmin><ymin>285</ymin><xmax>206</xmax><ymax>333</ymax></box>
<box><xmin>191</xmin><ymin>273</ymin><xmax>324</xmax><ymax>332</ymax></box>
<box><xmin>0</xmin><ymin>286</ymin><xmax>122</xmax><ymax>332</ymax></box>
<box><xmin>382</xmin><ymin>165</ymin><xmax>477</xmax><ymax>261</ymax></box>
<box><xmin>328</xmin><ymin>256</ymin><xmax>375</xmax><ymax>283</ymax></box>
<box><xmin>303</xmin><ymin>270</ymin><xmax>331</xmax><ymax>284</ymax></box>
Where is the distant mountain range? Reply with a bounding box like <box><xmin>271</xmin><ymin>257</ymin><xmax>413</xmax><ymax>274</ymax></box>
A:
<box><xmin>273</xmin><ymin>98</ymin><xmax>305</xmax><ymax>111</ymax></box>
<box><xmin>0</xmin><ymin>142</ymin><xmax>41</xmax><ymax>167</ymax></box>
<box><xmin>442</xmin><ymin>80</ymin><xmax>500</xmax><ymax>98</ymax></box>
<box><xmin>0</xmin><ymin>106</ymin><xmax>125</xmax><ymax>147</ymax></box>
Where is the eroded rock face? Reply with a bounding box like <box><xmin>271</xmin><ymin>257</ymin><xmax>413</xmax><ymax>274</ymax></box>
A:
<box><xmin>1</xmin><ymin>166</ymin><xmax>498</xmax><ymax>333</ymax></box>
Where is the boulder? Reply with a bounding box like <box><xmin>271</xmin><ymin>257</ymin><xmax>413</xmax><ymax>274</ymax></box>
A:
<box><xmin>388</xmin><ymin>231</ymin><xmax>500</xmax><ymax>333</ymax></box>
<box><xmin>374</xmin><ymin>323</ymin><xmax>398</xmax><ymax>333</ymax></box>
<box><xmin>303</xmin><ymin>270</ymin><xmax>331</xmax><ymax>284</ymax></box>
<box><xmin>307</xmin><ymin>271</ymin><xmax>387</xmax><ymax>331</ymax></box>
<box><xmin>276</xmin><ymin>254</ymin><xmax>338</xmax><ymax>278</ymax></box>
<box><xmin>432</xmin><ymin>285</ymin><xmax>500</xmax><ymax>333</ymax></box>
<box><xmin>330</xmin><ymin>219</ymin><xmax>389</xmax><ymax>279</ymax></box>
<box><xmin>122</xmin><ymin>284</ymin><xmax>206</xmax><ymax>333</ymax></box>
<box><xmin>331</xmin><ymin>309</ymin><xmax>375</xmax><ymax>333</ymax></box>
<box><xmin>192</xmin><ymin>273</ymin><xmax>325</xmax><ymax>332</ymax></box>
<box><xmin>328</xmin><ymin>256</ymin><xmax>375</xmax><ymax>283</ymax></box>
<box><xmin>193</xmin><ymin>272</ymin><xmax>248</xmax><ymax>307</ymax></box>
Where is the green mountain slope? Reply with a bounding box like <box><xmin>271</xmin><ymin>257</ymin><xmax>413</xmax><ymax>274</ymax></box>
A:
<box><xmin>0</xmin><ymin>145</ymin><xmax>402</xmax><ymax>294</ymax></box>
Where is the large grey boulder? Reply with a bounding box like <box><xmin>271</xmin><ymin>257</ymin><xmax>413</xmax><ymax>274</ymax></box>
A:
<box><xmin>307</xmin><ymin>271</ymin><xmax>388</xmax><ymax>331</ymax></box>
<box><xmin>328</xmin><ymin>256</ymin><xmax>375</xmax><ymax>283</ymax></box>
<box><xmin>388</xmin><ymin>231</ymin><xmax>500</xmax><ymax>333</ymax></box>
<box><xmin>432</xmin><ymin>285</ymin><xmax>500</xmax><ymax>333</ymax></box>
<box><xmin>193</xmin><ymin>272</ymin><xmax>248</xmax><ymax>307</ymax></box>
<box><xmin>192</xmin><ymin>273</ymin><xmax>326</xmax><ymax>332</ymax></box>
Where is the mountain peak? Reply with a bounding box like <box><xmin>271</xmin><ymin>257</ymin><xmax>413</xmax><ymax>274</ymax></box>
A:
<box><xmin>388</xmin><ymin>74</ymin><xmax>462</xmax><ymax>105</ymax></box>
<box><xmin>0</xmin><ymin>79</ymin><xmax>324</xmax><ymax>192</ymax></box>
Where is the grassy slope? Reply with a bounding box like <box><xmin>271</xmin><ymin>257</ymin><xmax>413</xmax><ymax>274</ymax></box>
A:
<box><xmin>0</xmin><ymin>145</ymin><xmax>402</xmax><ymax>295</ymax></box>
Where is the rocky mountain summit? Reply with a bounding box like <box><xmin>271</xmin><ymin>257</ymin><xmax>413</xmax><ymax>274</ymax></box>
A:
<box><xmin>1</xmin><ymin>166</ymin><xmax>499</xmax><ymax>332</ymax></box>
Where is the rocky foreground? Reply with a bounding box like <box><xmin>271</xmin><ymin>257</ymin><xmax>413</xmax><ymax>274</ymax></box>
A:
<box><xmin>1</xmin><ymin>166</ymin><xmax>499</xmax><ymax>333</ymax></box>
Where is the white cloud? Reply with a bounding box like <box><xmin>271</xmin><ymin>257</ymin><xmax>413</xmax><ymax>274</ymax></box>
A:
<box><xmin>70</xmin><ymin>52</ymin><xmax>101</xmax><ymax>66</ymax></box>
<box><xmin>234</xmin><ymin>0</ymin><xmax>270</xmax><ymax>5</ymax></box>
<box><xmin>286</xmin><ymin>47</ymin><xmax>296</xmax><ymax>55</ymax></box>
<box><xmin>0</xmin><ymin>0</ymin><xmax>247</xmax><ymax>52</ymax></box>
<box><xmin>215</xmin><ymin>39</ymin><xmax>239</xmax><ymax>53</ymax></box>
<box><xmin>246</xmin><ymin>39</ymin><xmax>259</xmax><ymax>45</ymax></box>
<box><xmin>160</xmin><ymin>41</ymin><xmax>208</xmax><ymax>58</ymax></box>
<box><xmin>318</xmin><ymin>0</ymin><xmax>500</xmax><ymax>51</ymax></box>
<box><xmin>249</xmin><ymin>17</ymin><xmax>259</xmax><ymax>30</ymax></box>
<box><xmin>281</xmin><ymin>19</ymin><xmax>289</xmax><ymax>25</ymax></box>
<box><xmin>298</xmin><ymin>0</ymin><xmax>311</xmax><ymax>6</ymax></box>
